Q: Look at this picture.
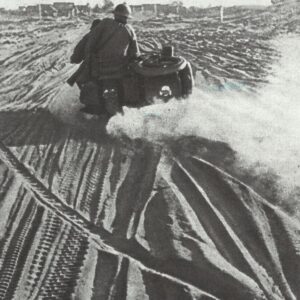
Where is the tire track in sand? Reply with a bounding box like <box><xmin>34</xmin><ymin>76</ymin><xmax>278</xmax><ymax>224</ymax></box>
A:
<box><xmin>0</xmin><ymin>140</ymin><xmax>220</xmax><ymax>299</ymax></box>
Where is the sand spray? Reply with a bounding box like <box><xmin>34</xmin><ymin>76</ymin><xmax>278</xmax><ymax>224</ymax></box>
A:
<box><xmin>107</xmin><ymin>36</ymin><xmax>300</xmax><ymax>210</ymax></box>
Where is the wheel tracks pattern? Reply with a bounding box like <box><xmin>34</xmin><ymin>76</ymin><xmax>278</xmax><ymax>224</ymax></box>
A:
<box><xmin>0</xmin><ymin>140</ymin><xmax>220</xmax><ymax>299</ymax></box>
<box><xmin>24</xmin><ymin>212</ymin><xmax>63</xmax><ymax>299</ymax></box>
<box><xmin>0</xmin><ymin>201</ymin><xmax>43</xmax><ymax>300</ymax></box>
<box><xmin>0</xmin><ymin>19</ymin><xmax>299</xmax><ymax>300</ymax></box>
<box><xmin>35</xmin><ymin>224</ymin><xmax>89</xmax><ymax>300</ymax></box>
<box><xmin>137</xmin><ymin>23</ymin><xmax>279</xmax><ymax>91</ymax></box>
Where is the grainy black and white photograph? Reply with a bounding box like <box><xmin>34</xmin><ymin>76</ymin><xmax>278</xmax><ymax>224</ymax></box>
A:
<box><xmin>0</xmin><ymin>0</ymin><xmax>299</xmax><ymax>299</ymax></box>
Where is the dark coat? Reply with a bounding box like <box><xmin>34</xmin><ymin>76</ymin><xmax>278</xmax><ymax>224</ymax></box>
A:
<box><xmin>86</xmin><ymin>18</ymin><xmax>140</xmax><ymax>80</ymax></box>
<box><xmin>67</xmin><ymin>18</ymin><xmax>140</xmax><ymax>86</ymax></box>
<box><xmin>70</xmin><ymin>33</ymin><xmax>89</xmax><ymax>64</ymax></box>
<box><xmin>67</xmin><ymin>34</ymin><xmax>91</xmax><ymax>87</ymax></box>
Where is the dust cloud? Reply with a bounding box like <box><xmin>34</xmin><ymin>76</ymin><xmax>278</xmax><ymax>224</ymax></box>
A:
<box><xmin>107</xmin><ymin>35</ymin><xmax>300</xmax><ymax>204</ymax></box>
<box><xmin>49</xmin><ymin>83</ymin><xmax>83</xmax><ymax>123</ymax></box>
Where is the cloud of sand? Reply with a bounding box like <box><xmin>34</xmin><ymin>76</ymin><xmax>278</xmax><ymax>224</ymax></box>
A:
<box><xmin>49</xmin><ymin>83</ymin><xmax>83</xmax><ymax>123</ymax></box>
<box><xmin>107</xmin><ymin>35</ymin><xmax>300</xmax><ymax>202</ymax></box>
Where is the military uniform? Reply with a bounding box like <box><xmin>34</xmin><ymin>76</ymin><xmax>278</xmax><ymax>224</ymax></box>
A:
<box><xmin>69</xmin><ymin>4</ymin><xmax>140</xmax><ymax>115</ymax></box>
<box><xmin>70</xmin><ymin>34</ymin><xmax>89</xmax><ymax>64</ymax></box>
<box><xmin>86</xmin><ymin>18</ymin><xmax>140</xmax><ymax>80</ymax></box>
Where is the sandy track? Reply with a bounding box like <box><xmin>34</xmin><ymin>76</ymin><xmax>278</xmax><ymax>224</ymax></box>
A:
<box><xmin>0</xmin><ymin>15</ymin><xmax>299</xmax><ymax>300</ymax></box>
<box><xmin>0</xmin><ymin>140</ymin><xmax>220</xmax><ymax>300</ymax></box>
<box><xmin>2</xmin><ymin>133</ymin><xmax>300</xmax><ymax>299</ymax></box>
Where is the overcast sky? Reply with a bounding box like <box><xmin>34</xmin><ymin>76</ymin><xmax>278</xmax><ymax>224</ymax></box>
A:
<box><xmin>0</xmin><ymin>0</ymin><xmax>272</xmax><ymax>10</ymax></box>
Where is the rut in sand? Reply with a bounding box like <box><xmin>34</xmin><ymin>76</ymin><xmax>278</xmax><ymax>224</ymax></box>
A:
<box><xmin>0</xmin><ymin>13</ymin><xmax>300</xmax><ymax>300</ymax></box>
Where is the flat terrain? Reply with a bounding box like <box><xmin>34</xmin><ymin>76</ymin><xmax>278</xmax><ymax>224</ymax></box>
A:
<box><xmin>0</xmin><ymin>9</ymin><xmax>300</xmax><ymax>300</ymax></box>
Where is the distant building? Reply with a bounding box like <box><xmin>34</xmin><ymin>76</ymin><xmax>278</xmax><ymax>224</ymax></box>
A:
<box><xmin>187</xmin><ymin>5</ymin><xmax>223</xmax><ymax>19</ymax></box>
<box><xmin>53</xmin><ymin>2</ymin><xmax>76</xmax><ymax>17</ymax></box>
<box><xmin>130</xmin><ymin>5</ymin><xmax>144</xmax><ymax>13</ymax></box>
<box><xmin>25</xmin><ymin>5</ymin><xmax>39</xmax><ymax>15</ymax></box>
<box><xmin>142</xmin><ymin>4</ymin><xmax>157</xmax><ymax>13</ymax></box>
<box><xmin>18</xmin><ymin>2</ymin><xmax>90</xmax><ymax>18</ymax></box>
<box><xmin>40</xmin><ymin>4</ymin><xmax>58</xmax><ymax>17</ymax></box>
<box><xmin>76</xmin><ymin>4</ymin><xmax>91</xmax><ymax>16</ymax></box>
<box><xmin>19</xmin><ymin>4</ymin><xmax>57</xmax><ymax>17</ymax></box>
<box><xmin>157</xmin><ymin>4</ymin><xmax>180</xmax><ymax>15</ymax></box>
<box><xmin>130</xmin><ymin>3</ymin><xmax>186</xmax><ymax>16</ymax></box>
<box><xmin>18</xmin><ymin>6</ymin><xmax>27</xmax><ymax>13</ymax></box>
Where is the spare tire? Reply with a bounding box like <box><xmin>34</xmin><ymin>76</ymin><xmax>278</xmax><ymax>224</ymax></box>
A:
<box><xmin>132</xmin><ymin>55</ymin><xmax>187</xmax><ymax>77</ymax></box>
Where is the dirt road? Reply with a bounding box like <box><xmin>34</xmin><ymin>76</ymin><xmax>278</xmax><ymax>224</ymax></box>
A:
<box><xmin>0</xmin><ymin>17</ymin><xmax>299</xmax><ymax>300</ymax></box>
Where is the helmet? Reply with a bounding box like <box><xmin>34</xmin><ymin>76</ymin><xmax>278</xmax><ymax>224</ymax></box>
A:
<box><xmin>112</xmin><ymin>4</ymin><xmax>132</xmax><ymax>18</ymax></box>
